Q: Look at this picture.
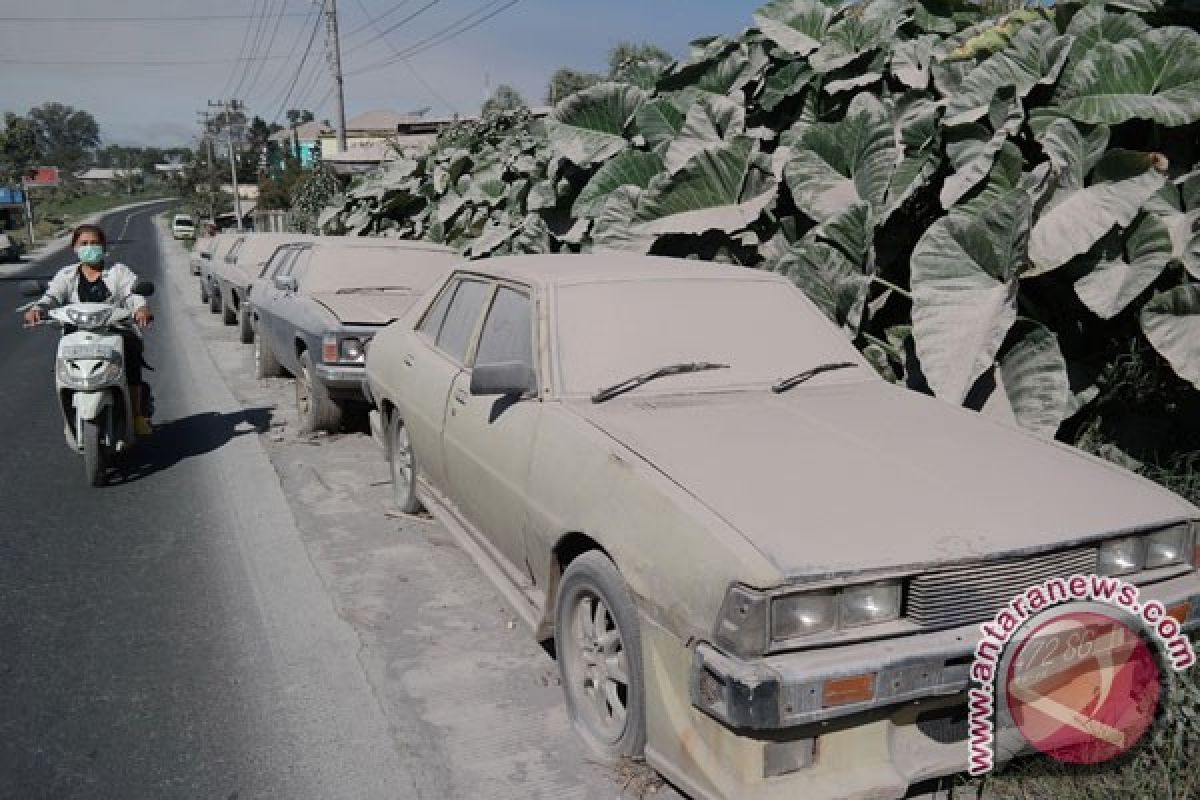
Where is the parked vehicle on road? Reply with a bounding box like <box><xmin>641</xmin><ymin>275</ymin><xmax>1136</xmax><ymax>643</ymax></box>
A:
<box><xmin>0</xmin><ymin>232</ymin><xmax>20</xmax><ymax>262</ymax></box>
<box><xmin>211</xmin><ymin>232</ymin><xmax>315</xmax><ymax>343</ymax></box>
<box><xmin>199</xmin><ymin>233</ymin><xmax>243</xmax><ymax>309</ymax></box>
<box><xmin>364</xmin><ymin>254</ymin><xmax>1200</xmax><ymax>800</ymax></box>
<box><xmin>252</xmin><ymin>238</ymin><xmax>458</xmax><ymax>433</ymax></box>
<box><xmin>18</xmin><ymin>279</ymin><xmax>156</xmax><ymax>486</ymax></box>
<box><xmin>171</xmin><ymin>214</ymin><xmax>195</xmax><ymax>240</ymax></box>
<box><xmin>189</xmin><ymin>234</ymin><xmax>216</xmax><ymax>276</ymax></box>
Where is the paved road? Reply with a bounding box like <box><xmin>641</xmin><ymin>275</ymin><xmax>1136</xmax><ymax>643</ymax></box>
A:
<box><xmin>0</xmin><ymin>204</ymin><xmax>416</xmax><ymax>800</ymax></box>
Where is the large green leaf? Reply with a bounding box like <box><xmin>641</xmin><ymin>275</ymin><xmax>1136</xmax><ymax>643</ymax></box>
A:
<box><xmin>1056</xmin><ymin>27</ymin><xmax>1200</xmax><ymax>127</ymax></box>
<box><xmin>590</xmin><ymin>186</ymin><xmax>652</xmax><ymax>252</ymax></box>
<box><xmin>544</xmin><ymin>82</ymin><xmax>648</xmax><ymax>166</ymax></box>
<box><xmin>1140</xmin><ymin>284</ymin><xmax>1200</xmax><ymax>389</ymax></box>
<box><xmin>911</xmin><ymin>189</ymin><xmax>1031</xmax><ymax>403</ymax></box>
<box><xmin>888</xmin><ymin>92</ymin><xmax>942</xmax><ymax>212</ymax></box>
<box><xmin>663</xmin><ymin>95</ymin><xmax>746</xmax><ymax>174</ymax></box>
<box><xmin>1064</xmin><ymin>4</ymin><xmax>1149</xmax><ymax>66</ymax></box>
<box><xmin>752</xmin><ymin>0</ymin><xmax>834</xmax><ymax>56</ymax></box>
<box><xmin>810</xmin><ymin>15</ymin><xmax>897</xmax><ymax>74</ymax></box>
<box><xmin>940</xmin><ymin>91</ymin><xmax>1024</xmax><ymax>208</ymax></box>
<box><xmin>1074</xmin><ymin>213</ymin><xmax>1173</xmax><ymax>319</ymax></box>
<box><xmin>635</xmin><ymin>137</ymin><xmax>778</xmax><ymax>239</ymax></box>
<box><xmin>943</xmin><ymin>21</ymin><xmax>1072</xmax><ymax>127</ymax></box>
<box><xmin>572</xmin><ymin>150</ymin><xmax>665</xmax><ymax>217</ymax></box>
<box><xmin>1027</xmin><ymin>149</ymin><xmax>1167</xmax><ymax>276</ymax></box>
<box><xmin>634</xmin><ymin>99</ymin><xmax>685</xmax><ymax>148</ymax></box>
<box><xmin>891</xmin><ymin>36</ymin><xmax>937</xmax><ymax>90</ymax></box>
<box><xmin>758</xmin><ymin>61</ymin><xmax>815</xmax><ymax>111</ymax></box>
<box><xmin>992</xmin><ymin>320</ymin><xmax>1071</xmax><ymax>438</ymax></box>
<box><xmin>783</xmin><ymin>92</ymin><xmax>893</xmax><ymax>224</ymax></box>
<box><xmin>775</xmin><ymin>237</ymin><xmax>871</xmax><ymax>331</ymax></box>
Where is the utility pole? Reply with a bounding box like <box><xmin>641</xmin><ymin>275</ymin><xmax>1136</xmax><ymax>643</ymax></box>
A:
<box><xmin>208</xmin><ymin>99</ymin><xmax>244</xmax><ymax>231</ymax></box>
<box><xmin>322</xmin><ymin>0</ymin><xmax>348</xmax><ymax>153</ymax></box>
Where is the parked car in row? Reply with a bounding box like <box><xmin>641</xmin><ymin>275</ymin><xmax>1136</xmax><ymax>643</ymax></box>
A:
<box><xmin>171</xmin><ymin>213</ymin><xmax>195</xmax><ymax>240</ymax></box>
<box><xmin>0</xmin><ymin>232</ymin><xmax>20</xmax><ymax>263</ymax></box>
<box><xmin>363</xmin><ymin>254</ymin><xmax>1200</xmax><ymax>800</ymax></box>
<box><xmin>251</xmin><ymin>238</ymin><xmax>458</xmax><ymax>433</ymax></box>
<box><xmin>189</xmin><ymin>234</ymin><xmax>217</xmax><ymax>276</ymax></box>
<box><xmin>211</xmin><ymin>232</ymin><xmax>316</xmax><ymax>343</ymax></box>
<box><xmin>198</xmin><ymin>233</ymin><xmax>242</xmax><ymax>306</ymax></box>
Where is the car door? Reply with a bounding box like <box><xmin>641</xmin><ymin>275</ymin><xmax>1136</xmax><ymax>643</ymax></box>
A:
<box><xmin>266</xmin><ymin>246</ymin><xmax>313</xmax><ymax>372</ymax></box>
<box><xmin>397</xmin><ymin>276</ymin><xmax>492</xmax><ymax>494</ymax></box>
<box><xmin>441</xmin><ymin>284</ymin><xmax>540</xmax><ymax>575</ymax></box>
<box><xmin>254</xmin><ymin>245</ymin><xmax>298</xmax><ymax>360</ymax></box>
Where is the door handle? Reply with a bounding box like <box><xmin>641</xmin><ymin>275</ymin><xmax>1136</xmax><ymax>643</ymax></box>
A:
<box><xmin>453</xmin><ymin>388</ymin><xmax>468</xmax><ymax>405</ymax></box>
<box><xmin>402</xmin><ymin>354</ymin><xmax>415</xmax><ymax>367</ymax></box>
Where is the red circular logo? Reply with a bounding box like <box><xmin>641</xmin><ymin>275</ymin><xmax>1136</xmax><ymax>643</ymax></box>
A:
<box><xmin>1005</xmin><ymin>610</ymin><xmax>1161</xmax><ymax>764</ymax></box>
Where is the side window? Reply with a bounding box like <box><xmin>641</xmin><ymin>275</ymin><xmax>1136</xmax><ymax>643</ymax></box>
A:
<box><xmin>474</xmin><ymin>287</ymin><xmax>533</xmax><ymax>372</ymax></box>
<box><xmin>434</xmin><ymin>280</ymin><xmax>491</xmax><ymax>364</ymax></box>
<box><xmin>226</xmin><ymin>237</ymin><xmax>245</xmax><ymax>263</ymax></box>
<box><xmin>286</xmin><ymin>248</ymin><xmax>314</xmax><ymax>283</ymax></box>
<box><xmin>264</xmin><ymin>247</ymin><xmax>296</xmax><ymax>279</ymax></box>
<box><xmin>418</xmin><ymin>280</ymin><xmax>457</xmax><ymax>339</ymax></box>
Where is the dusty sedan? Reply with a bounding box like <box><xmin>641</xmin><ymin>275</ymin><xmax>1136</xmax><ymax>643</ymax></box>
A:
<box><xmin>212</xmin><ymin>232</ymin><xmax>315</xmax><ymax>342</ymax></box>
<box><xmin>251</xmin><ymin>238</ymin><xmax>458</xmax><ymax>433</ymax></box>
<box><xmin>364</xmin><ymin>254</ymin><xmax>1200</xmax><ymax>800</ymax></box>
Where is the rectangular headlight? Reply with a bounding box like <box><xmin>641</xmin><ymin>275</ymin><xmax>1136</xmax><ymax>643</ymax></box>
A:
<box><xmin>840</xmin><ymin>581</ymin><xmax>902</xmax><ymax>628</ymax></box>
<box><xmin>1097</xmin><ymin>536</ymin><xmax>1145</xmax><ymax>576</ymax></box>
<box><xmin>772</xmin><ymin>591</ymin><xmax>836</xmax><ymax>640</ymax></box>
<box><xmin>1145</xmin><ymin>525</ymin><xmax>1195</xmax><ymax>569</ymax></box>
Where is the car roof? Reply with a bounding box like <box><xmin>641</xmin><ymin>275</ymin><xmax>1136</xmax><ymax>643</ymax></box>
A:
<box><xmin>448</xmin><ymin>253</ymin><xmax>790</xmax><ymax>288</ymax></box>
<box><xmin>310</xmin><ymin>236</ymin><xmax>455</xmax><ymax>253</ymax></box>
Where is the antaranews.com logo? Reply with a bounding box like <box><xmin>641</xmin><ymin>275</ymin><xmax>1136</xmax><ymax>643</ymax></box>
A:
<box><xmin>967</xmin><ymin>574</ymin><xmax>1196</xmax><ymax>775</ymax></box>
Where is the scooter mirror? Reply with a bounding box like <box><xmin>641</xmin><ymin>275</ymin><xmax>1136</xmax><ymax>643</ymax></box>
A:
<box><xmin>19</xmin><ymin>279</ymin><xmax>47</xmax><ymax>297</ymax></box>
<box><xmin>132</xmin><ymin>280</ymin><xmax>155</xmax><ymax>297</ymax></box>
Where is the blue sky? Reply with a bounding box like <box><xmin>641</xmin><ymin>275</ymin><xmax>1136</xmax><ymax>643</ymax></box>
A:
<box><xmin>0</xmin><ymin>1</ymin><xmax>764</xmax><ymax>148</ymax></box>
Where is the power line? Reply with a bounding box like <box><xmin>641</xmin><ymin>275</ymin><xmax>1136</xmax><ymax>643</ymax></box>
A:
<box><xmin>0</xmin><ymin>55</ymin><xmax>294</xmax><ymax>66</ymax></box>
<box><xmin>253</xmin><ymin>9</ymin><xmax>321</xmax><ymax>105</ymax></box>
<box><xmin>350</xmin><ymin>0</ymin><xmax>457</xmax><ymax>115</ymax></box>
<box><xmin>231</xmin><ymin>0</ymin><xmax>272</xmax><ymax>100</ymax></box>
<box><xmin>1</xmin><ymin>13</ymin><xmax>313</xmax><ymax>21</ymax></box>
<box><xmin>341</xmin><ymin>0</ymin><xmax>415</xmax><ymax>41</ymax></box>
<box><xmin>241</xmin><ymin>0</ymin><xmax>292</xmax><ymax>101</ymax></box>
<box><xmin>345</xmin><ymin>0</ymin><xmax>521</xmax><ymax>78</ymax></box>
<box><xmin>346</xmin><ymin>0</ymin><xmax>442</xmax><ymax>52</ymax></box>
<box><xmin>270</xmin><ymin>11</ymin><xmax>326</xmax><ymax>124</ymax></box>
<box><xmin>221</xmin><ymin>0</ymin><xmax>262</xmax><ymax>97</ymax></box>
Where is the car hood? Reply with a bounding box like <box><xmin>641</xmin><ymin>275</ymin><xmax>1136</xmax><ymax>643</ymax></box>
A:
<box><xmin>311</xmin><ymin>292</ymin><xmax>417</xmax><ymax>325</ymax></box>
<box><xmin>572</xmin><ymin>381</ymin><xmax>1195</xmax><ymax>579</ymax></box>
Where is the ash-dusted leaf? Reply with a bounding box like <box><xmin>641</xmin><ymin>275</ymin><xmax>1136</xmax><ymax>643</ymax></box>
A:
<box><xmin>941</xmin><ymin>92</ymin><xmax>1024</xmax><ymax>208</ymax></box>
<box><xmin>634</xmin><ymin>99</ymin><xmax>685</xmax><ymax>148</ymax></box>
<box><xmin>994</xmin><ymin>320</ymin><xmax>1070</xmax><ymax>437</ymax></box>
<box><xmin>1057</xmin><ymin>27</ymin><xmax>1200</xmax><ymax>127</ymax></box>
<box><xmin>889</xmin><ymin>92</ymin><xmax>942</xmax><ymax>211</ymax></box>
<box><xmin>911</xmin><ymin>189</ymin><xmax>1031</xmax><ymax>403</ymax></box>
<box><xmin>465</xmin><ymin>220</ymin><xmax>518</xmax><ymax>258</ymax></box>
<box><xmin>941</xmin><ymin>9</ymin><xmax>1044</xmax><ymax>62</ymax></box>
<box><xmin>659</xmin><ymin>44</ymin><xmax>765</xmax><ymax>98</ymax></box>
<box><xmin>775</xmin><ymin>238</ymin><xmax>871</xmax><ymax>331</ymax></box>
<box><xmin>758</xmin><ymin>61</ymin><xmax>815</xmax><ymax>112</ymax></box>
<box><xmin>784</xmin><ymin>92</ymin><xmax>894</xmax><ymax>223</ymax></box>
<box><xmin>1141</xmin><ymin>284</ymin><xmax>1200</xmax><ymax>389</ymax></box>
<box><xmin>810</xmin><ymin>15</ymin><xmax>897</xmax><ymax>74</ymax></box>
<box><xmin>1064</xmin><ymin>4</ymin><xmax>1149</xmax><ymax>66</ymax></box>
<box><xmin>556</xmin><ymin>217</ymin><xmax>592</xmax><ymax>246</ymax></box>
<box><xmin>509</xmin><ymin>214</ymin><xmax>551</xmax><ymax>254</ymax></box>
<box><xmin>891</xmin><ymin>36</ymin><xmax>937</xmax><ymax>90</ymax></box>
<box><xmin>1027</xmin><ymin>149</ymin><xmax>1166</xmax><ymax>276</ymax></box>
<box><xmin>545</xmin><ymin>82</ymin><xmax>648</xmax><ymax>166</ymax></box>
<box><xmin>527</xmin><ymin>180</ymin><xmax>557</xmax><ymax>211</ymax></box>
<box><xmin>636</xmin><ymin>137</ymin><xmax>778</xmax><ymax>237</ymax></box>
<box><xmin>752</xmin><ymin>0</ymin><xmax>834</xmax><ymax>57</ymax></box>
<box><xmin>912</xmin><ymin>0</ymin><xmax>956</xmax><ymax>34</ymax></box>
<box><xmin>572</xmin><ymin>150</ymin><xmax>665</xmax><ymax>217</ymax></box>
<box><xmin>591</xmin><ymin>186</ymin><xmax>652</xmax><ymax>252</ymax></box>
<box><xmin>1075</xmin><ymin>213</ymin><xmax>1172</xmax><ymax>319</ymax></box>
<box><xmin>1039</xmin><ymin>118</ymin><xmax>1110</xmax><ymax>190</ymax></box>
<box><xmin>663</xmin><ymin>95</ymin><xmax>746</xmax><ymax>174</ymax></box>
<box><xmin>944</xmin><ymin>22</ymin><xmax>1072</xmax><ymax>127</ymax></box>
<box><xmin>1163</xmin><ymin>211</ymin><xmax>1200</xmax><ymax>280</ymax></box>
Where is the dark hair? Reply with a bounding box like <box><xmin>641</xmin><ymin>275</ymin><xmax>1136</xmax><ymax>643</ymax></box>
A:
<box><xmin>71</xmin><ymin>223</ymin><xmax>107</xmax><ymax>247</ymax></box>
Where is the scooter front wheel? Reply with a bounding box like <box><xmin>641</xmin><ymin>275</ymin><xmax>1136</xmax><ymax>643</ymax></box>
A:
<box><xmin>82</xmin><ymin>418</ymin><xmax>106</xmax><ymax>487</ymax></box>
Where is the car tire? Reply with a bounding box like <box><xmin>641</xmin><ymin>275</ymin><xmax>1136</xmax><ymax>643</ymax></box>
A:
<box><xmin>296</xmin><ymin>350</ymin><xmax>343</xmax><ymax>433</ymax></box>
<box><xmin>554</xmin><ymin>551</ymin><xmax>646</xmax><ymax>761</ymax></box>
<box><xmin>254</xmin><ymin>334</ymin><xmax>284</xmax><ymax>379</ymax></box>
<box><xmin>208</xmin><ymin>285</ymin><xmax>221</xmax><ymax>314</ymax></box>
<box><xmin>387</xmin><ymin>412</ymin><xmax>423</xmax><ymax>514</ymax></box>
<box><xmin>199</xmin><ymin>279</ymin><xmax>209</xmax><ymax>304</ymax></box>
<box><xmin>222</xmin><ymin>294</ymin><xmax>237</xmax><ymax>325</ymax></box>
<box><xmin>238</xmin><ymin>306</ymin><xmax>255</xmax><ymax>344</ymax></box>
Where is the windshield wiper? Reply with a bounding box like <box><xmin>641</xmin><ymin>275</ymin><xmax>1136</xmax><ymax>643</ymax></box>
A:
<box><xmin>771</xmin><ymin>361</ymin><xmax>858</xmax><ymax>393</ymax></box>
<box><xmin>336</xmin><ymin>286</ymin><xmax>410</xmax><ymax>294</ymax></box>
<box><xmin>591</xmin><ymin>362</ymin><xmax>730</xmax><ymax>403</ymax></box>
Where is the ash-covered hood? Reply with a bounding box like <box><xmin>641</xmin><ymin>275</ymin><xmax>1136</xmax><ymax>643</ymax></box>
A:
<box><xmin>311</xmin><ymin>291</ymin><xmax>417</xmax><ymax>326</ymax></box>
<box><xmin>573</xmin><ymin>381</ymin><xmax>1195</xmax><ymax>578</ymax></box>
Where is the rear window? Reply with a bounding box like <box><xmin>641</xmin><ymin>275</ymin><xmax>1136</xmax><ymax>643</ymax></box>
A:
<box><xmin>174</xmin><ymin>216</ymin><xmax>193</xmax><ymax>226</ymax></box>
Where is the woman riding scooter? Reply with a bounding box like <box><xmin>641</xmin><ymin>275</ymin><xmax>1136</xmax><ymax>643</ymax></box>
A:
<box><xmin>24</xmin><ymin>223</ymin><xmax>155</xmax><ymax>435</ymax></box>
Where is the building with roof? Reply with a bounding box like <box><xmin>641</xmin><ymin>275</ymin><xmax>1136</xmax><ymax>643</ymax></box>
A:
<box><xmin>269</xmin><ymin>120</ymin><xmax>332</xmax><ymax>168</ymax></box>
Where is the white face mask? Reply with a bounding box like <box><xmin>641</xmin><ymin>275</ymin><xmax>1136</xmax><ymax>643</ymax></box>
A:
<box><xmin>76</xmin><ymin>244</ymin><xmax>104</xmax><ymax>264</ymax></box>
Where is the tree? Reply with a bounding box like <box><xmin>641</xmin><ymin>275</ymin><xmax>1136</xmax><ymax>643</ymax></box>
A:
<box><xmin>607</xmin><ymin>41</ymin><xmax>673</xmax><ymax>81</ymax></box>
<box><xmin>286</xmin><ymin>109</ymin><xmax>315</xmax><ymax>128</ymax></box>
<box><xmin>0</xmin><ymin>112</ymin><xmax>41</xmax><ymax>183</ymax></box>
<box><xmin>27</xmin><ymin>102</ymin><xmax>99</xmax><ymax>171</ymax></box>
<box><xmin>481</xmin><ymin>84</ymin><xmax>528</xmax><ymax>116</ymax></box>
<box><xmin>545</xmin><ymin>68</ymin><xmax>604</xmax><ymax>104</ymax></box>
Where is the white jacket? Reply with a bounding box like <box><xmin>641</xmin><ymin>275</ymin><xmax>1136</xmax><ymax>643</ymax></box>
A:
<box><xmin>36</xmin><ymin>261</ymin><xmax>148</xmax><ymax>312</ymax></box>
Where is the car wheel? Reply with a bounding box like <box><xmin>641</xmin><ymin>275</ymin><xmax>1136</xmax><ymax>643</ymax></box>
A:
<box><xmin>555</xmin><ymin>551</ymin><xmax>646</xmax><ymax>760</ymax></box>
<box><xmin>222</xmin><ymin>295</ymin><xmax>237</xmax><ymax>325</ymax></box>
<box><xmin>296</xmin><ymin>350</ymin><xmax>343</xmax><ymax>433</ymax></box>
<box><xmin>238</xmin><ymin>306</ymin><xmax>255</xmax><ymax>344</ymax></box>
<box><xmin>208</xmin><ymin>285</ymin><xmax>221</xmax><ymax>314</ymax></box>
<box><xmin>387</xmin><ymin>412</ymin><xmax>423</xmax><ymax>513</ymax></box>
<box><xmin>254</xmin><ymin>334</ymin><xmax>283</xmax><ymax>379</ymax></box>
<box><xmin>200</xmin><ymin>279</ymin><xmax>209</xmax><ymax>304</ymax></box>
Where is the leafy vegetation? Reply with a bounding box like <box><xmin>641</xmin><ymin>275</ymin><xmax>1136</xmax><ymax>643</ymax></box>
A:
<box><xmin>320</xmin><ymin>0</ymin><xmax>1200</xmax><ymax>461</ymax></box>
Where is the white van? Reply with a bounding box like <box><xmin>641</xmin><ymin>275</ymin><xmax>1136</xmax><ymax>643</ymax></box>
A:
<box><xmin>171</xmin><ymin>213</ymin><xmax>195</xmax><ymax>240</ymax></box>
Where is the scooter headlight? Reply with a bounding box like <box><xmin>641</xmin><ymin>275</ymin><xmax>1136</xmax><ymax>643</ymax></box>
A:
<box><xmin>57</xmin><ymin>355</ymin><xmax>124</xmax><ymax>389</ymax></box>
<box><xmin>65</xmin><ymin>307</ymin><xmax>114</xmax><ymax>328</ymax></box>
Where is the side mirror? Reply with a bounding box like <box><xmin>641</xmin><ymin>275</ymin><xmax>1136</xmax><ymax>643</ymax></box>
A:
<box><xmin>201</xmin><ymin>252</ymin><xmax>212</xmax><ymax>260</ymax></box>
<box><xmin>132</xmin><ymin>280</ymin><xmax>155</xmax><ymax>297</ymax></box>
<box><xmin>470</xmin><ymin>361</ymin><xmax>536</xmax><ymax>397</ymax></box>
<box><xmin>19</xmin><ymin>279</ymin><xmax>48</xmax><ymax>297</ymax></box>
<box><xmin>275</xmin><ymin>275</ymin><xmax>297</xmax><ymax>292</ymax></box>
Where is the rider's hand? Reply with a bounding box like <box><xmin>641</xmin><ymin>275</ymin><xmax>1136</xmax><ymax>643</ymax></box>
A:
<box><xmin>23</xmin><ymin>307</ymin><xmax>43</xmax><ymax>326</ymax></box>
<box><xmin>134</xmin><ymin>307</ymin><xmax>153</xmax><ymax>328</ymax></box>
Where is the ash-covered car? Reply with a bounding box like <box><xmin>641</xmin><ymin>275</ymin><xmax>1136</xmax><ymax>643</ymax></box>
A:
<box><xmin>363</xmin><ymin>254</ymin><xmax>1200</xmax><ymax>800</ymax></box>
<box><xmin>251</xmin><ymin>238</ymin><xmax>459</xmax><ymax>433</ymax></box>
<box><xmin>211</xmin><ymin>232</ymin><xmax>315</xmax><ymax>342</ymax></box>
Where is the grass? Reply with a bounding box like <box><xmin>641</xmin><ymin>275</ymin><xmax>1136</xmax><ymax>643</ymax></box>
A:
<box><xmin>9</xmin><ymin>189</ymin><xmax>171</xmax><ymax>248</ymax></box>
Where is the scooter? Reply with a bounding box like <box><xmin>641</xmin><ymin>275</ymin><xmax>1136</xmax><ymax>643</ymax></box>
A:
<box><xmin>17</xmin><ymin>279</ymin><xmax>155</xmax><ymax>486</ymax></box>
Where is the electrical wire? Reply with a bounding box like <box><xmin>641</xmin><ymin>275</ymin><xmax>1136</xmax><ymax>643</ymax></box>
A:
<box><xmin>232</xmin><ymin>0</ymin><xmax>275</xmax><ymax>100</ymax></box>
<box><xmin>242</xmin><ymin>0</ymin><xmax>293</xmax><ymax>101</ymax></box>
<box><xmin>269</xmin><ymin>11</ymin><xmax>325</xmax><ymax>125</ymax></box>
<box><xmin>1</xmin><ymin>13</ymin><xmax>312</xmax><ymax>21</ymax></box>
<box><xmin>350</xmin><ymin>0</ymin><xmax>457</xmax><ymax>115</ymax></box>
<box><xmin>0</xmin><ymin>55</ymin><xmax>293</xmax><ymax>66</ymax></box>
<box><xmin>340</xmin><ymin>0</ymin><xmax>414</xmax><ymax>41</ymax></box>
<box><xmin>253</xmin><ymin>8</ymin><xmax>321</xmax><ymax>105</ymax></box>
<box><xmin>220</xmin><ymin>0</ymin><xmax>262</xmax><ymax>97</ymax></box>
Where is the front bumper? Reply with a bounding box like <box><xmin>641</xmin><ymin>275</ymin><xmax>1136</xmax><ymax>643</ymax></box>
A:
<box><xmin>314</xmin><ymin>362</ymin><xmax>367</xmax><ymax>393</ymax></box>
<box><xmin>692</xmin><ymin>574</ymin><xmax>1200</xmax><ymax>731</ymax></box>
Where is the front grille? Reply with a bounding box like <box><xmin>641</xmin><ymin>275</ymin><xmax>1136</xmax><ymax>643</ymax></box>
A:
<box><xmin>907</xmin><ymin>547</ymin><xmax>1098</xmax><ymax>629</ymax></box>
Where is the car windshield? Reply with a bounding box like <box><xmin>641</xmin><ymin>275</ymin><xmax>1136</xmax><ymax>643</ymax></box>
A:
<box><xmin>554</xmin><ymin>277</ymin><xmax>870</xmax><ymax>397</ymax></box>
<box><xmin>175</xmin><ymin>217</ymin><xmax>193</xmax><ymax>225</ymax></box>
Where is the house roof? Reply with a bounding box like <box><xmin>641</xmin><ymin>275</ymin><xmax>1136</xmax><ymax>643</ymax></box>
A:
<box><xmin>76</xmin><ymin>168</ymin><xmax>143</xmax><ymax>180</ymax></box>
<box><xmin>269</xmin><ymin>120</ymin><xmax>330</xmax><ymax>143</ymax></box>
<box><xmin>345</xmin><ymin>110</ymin><xmax>420</xmax><ymax>132</ymax></box>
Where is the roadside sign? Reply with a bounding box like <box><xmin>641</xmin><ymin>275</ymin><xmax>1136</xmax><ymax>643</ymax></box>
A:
<box><xmin>22</xmin><ymin>167</ymin><xmax>60</xmax><ymax>188</ymax></box>
<box><xmin>0</xmin><ymin>187</ymin><xmax>25</xmax><ymax>206</ymax></box>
